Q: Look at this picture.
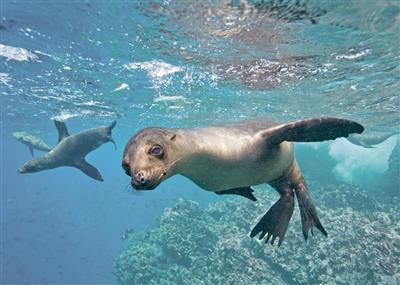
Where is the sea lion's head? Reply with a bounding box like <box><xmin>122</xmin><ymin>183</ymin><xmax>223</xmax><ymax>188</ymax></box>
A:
<box><xmin>122</xmin><ymin>128</ymin><xmax>179</xmax><ymax>190</ymax></box>
<box><xmin>12</xmin><ymin>131</ymin><xmax>30</xmax><ymax>143</ymax></box>
<box><xmin>18</xmin><ymin>158</ymin><xmax>46</xmax><ymax>173</ymax></box>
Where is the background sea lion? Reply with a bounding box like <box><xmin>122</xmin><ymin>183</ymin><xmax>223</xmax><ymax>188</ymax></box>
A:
<box><xmin>122</xmin><ymin>117</ymin><xmax>364</xmax><ymax>246</ymax></box>
<box><xmin>346</xmin><ymin>131</ymin><xmax>399</xmax><ymax>148</ymax></box>
<box><xmin>18</xmin><ymin>120</ymin><xmax>117</xmax><ymax>181</ymax></box>
<box><xmin>12</xmin><ymin>131</ymin><xmax>53</xmax><ymax>156</ymax></box>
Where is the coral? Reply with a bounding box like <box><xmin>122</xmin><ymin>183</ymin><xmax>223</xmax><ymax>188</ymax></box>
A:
<box><xmin>115</xmin><ymin>183</ymin><xmax>400</xmax><ymax>285</ymax></box>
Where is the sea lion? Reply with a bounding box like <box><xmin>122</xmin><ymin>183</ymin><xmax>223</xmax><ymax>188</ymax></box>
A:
<box><xmin>122</xmin><ymin>117</ymin><xmax>364</xmax><ymax>246</ymax></box>
<box><xmin>12</xmin><ymin>131</ymin><xmax>53</xmax><ymax>156</ymax></box>
<box><xmin>18</xmin><ymin>120</ymin><xmax>117</xmax><ymax>181</ymax></box>
<box><xmin>346</xmin><ymin>131</ymin><xmax>399</xmax><ymax>148</ymax></box>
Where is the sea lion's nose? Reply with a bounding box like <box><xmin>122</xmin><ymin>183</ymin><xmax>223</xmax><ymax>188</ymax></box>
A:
<box><xmin>133</xmin><ymin>171</ymin><xmax>146</xmax><ymax>185</ymax></box>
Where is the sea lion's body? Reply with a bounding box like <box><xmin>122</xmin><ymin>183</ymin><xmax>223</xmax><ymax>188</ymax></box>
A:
<box><xmin>123</xmin><ymin>117</ymin><xmax>364</xmax><ymax>246</ymax></box>
<box><xmin>12</xmin><ymin>131</ymin><xmax>53</xmax><ymax>156</ymax></box>
<box><xmin>170</xmin><ymin>119</ymin><xmax>294</xmax><ymax>191</ymax></box>
<box><xmin>48</xmin><ymin>128</ymin><xmax>112</xmax><ymax>163</ymax></box>
<box><xmin>18</xmin><ymin>120</ymin><xmax>117</xmax><ymax>181</ymax></box>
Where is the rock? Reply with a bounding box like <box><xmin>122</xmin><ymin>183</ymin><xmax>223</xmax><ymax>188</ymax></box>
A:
<box><xmin>115</xmin><ymin>183</ymin><xmax>400</xmax><ymax>285</ymax></box>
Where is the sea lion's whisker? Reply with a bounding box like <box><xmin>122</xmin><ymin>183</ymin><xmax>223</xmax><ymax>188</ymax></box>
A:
<box><xmin>123</xmin><ymin>183</ymin><xmax>131</xmax><ymax>191</ymax></box>
<box><xmin>130</xmin><ymin>187</ymin><xmax>144</xmax><ymax>195</ymax></box>
<box><xmin>123</xmin><ymin>182</ymin><xmax>143</xmax><ymax>195</ymax></box>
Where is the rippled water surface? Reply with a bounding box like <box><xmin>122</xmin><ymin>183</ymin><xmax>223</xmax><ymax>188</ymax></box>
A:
<box><xmin>1</xmin><ymin>1</ymin><xmax>399</xmax><ymax>284</ymax></box>
<box><xmin>2</xmin><ymin>0</ymin><xmax>399</xmax><ymax>129</ymax></box>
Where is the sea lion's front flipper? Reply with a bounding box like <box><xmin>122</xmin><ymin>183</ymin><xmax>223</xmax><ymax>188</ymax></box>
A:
<box><xmin>215</xmin><ymin>187</ymin><xmax>257</xmax><ymax>201</ymax></box>
<box><xmin>295</xmin><ymin>182</ymin><xmax>327</xmax><ymax>240</ymax></box>
<box><xmin>29</xmin><ymin>146</ymin><xmax>34</xmax><ymax>156</ymax></box>
<box><xmin>357</xmin><ymin>141</ymin><xmax>375</xmax><ymax>148</ymax></box>
<box><xmin>262</xmin><ymin>118</ymin><xmax>364</xmax><ymax>144</ymax></box>
<box><xmin>346</xmin><ymin>135</ymin><xmax>375</xmax><ymax>148</ymax></box>
<box><xmin>54</xmin><ymin>120</ymin><xmax>70</xmax><ymax>143</ymax></box>
<box><xmin>74</xmin><ymin>160</ymin><xmax>104</xmax><ymax>181</ymax></box>
<box><xmin>250</xmin><ymin>183</ymin><xmax>294</xmax><ymax>246</ymax></box>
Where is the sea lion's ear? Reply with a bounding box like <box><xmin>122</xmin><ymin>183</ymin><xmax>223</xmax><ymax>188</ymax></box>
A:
<box><xmin>170</xmin><ymin>134</ymin><xmax>176</xmax><ymax>141</ymax></box>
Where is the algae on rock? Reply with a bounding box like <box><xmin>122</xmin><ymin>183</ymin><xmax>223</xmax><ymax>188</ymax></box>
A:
<box><xmin>115</xmin><ymin>183</ymin><xmax>400</xmax><ymax>285</ymax></box>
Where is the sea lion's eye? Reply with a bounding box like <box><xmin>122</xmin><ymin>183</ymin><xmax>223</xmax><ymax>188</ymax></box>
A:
<box><xmin>149</xmin><ymin>145</ymin><xmax>163</xmax><ymax>157</ymax></box>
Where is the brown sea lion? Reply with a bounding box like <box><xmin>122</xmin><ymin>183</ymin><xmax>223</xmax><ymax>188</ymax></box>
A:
<box><xmin>122</xmin><ymin>117</ymin><xmax>364</xmax><ymax>246</ymax></box>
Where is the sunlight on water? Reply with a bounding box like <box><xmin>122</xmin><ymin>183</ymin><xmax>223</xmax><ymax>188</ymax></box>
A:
<box><xmin>1</xmin><ymin>0</ymin><xmax>399</xmax><ymax>129</ymax></box>
<box><xmin>0</xmin><ymin>44</ymin><xmax>39</xmax><ymax>62</ymax></box>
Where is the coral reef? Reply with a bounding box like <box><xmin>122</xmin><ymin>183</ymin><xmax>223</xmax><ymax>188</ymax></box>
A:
<box><xmin>115</xmin><ymin>182</ymin><xmax>400</xmax><ymax>285</ymax></box>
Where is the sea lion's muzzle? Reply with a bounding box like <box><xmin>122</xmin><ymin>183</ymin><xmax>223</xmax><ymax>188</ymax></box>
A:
<box><xmin>130</xmin><ymin>169</ymin><xmax>166</xmax><ymax>191</ymax></box>
<box><xmin>133</xmin><ymin>171</ymin><xmax>147</xmax><ymax>186</ymax></box>
<box><xmin>131</xmin><ymin>171</ymin><xmax>154</xmax><ymax>190</ymax></box>
<box><xmin>18</xmin><ymin>167</ymin><xmax>27</xmax><ymax>173</ymax></box>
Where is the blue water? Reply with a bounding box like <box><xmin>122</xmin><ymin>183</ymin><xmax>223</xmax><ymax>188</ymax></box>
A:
<box><xmin>1</xmin><ymin>1</ymin><xmax>399</xmax><ymax>284</ymax></box>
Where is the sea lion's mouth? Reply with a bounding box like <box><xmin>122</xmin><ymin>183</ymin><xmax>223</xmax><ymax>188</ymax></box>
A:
<box><xmin>132</xmin><ymin>182</ymin><xmax>159</xmax><ymax>191</ymax></box>
<box><xmin>130</xmin><ymin>169</ymin><xmax>166</xmax><ymax>191</ymax></box>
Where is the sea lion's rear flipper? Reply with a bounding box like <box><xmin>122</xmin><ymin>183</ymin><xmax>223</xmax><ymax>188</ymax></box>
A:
<box><xmin>74</xmin><ymin>160</ymin><xmax>104</xmax><ymax>181</ymax></box>
<box><xmin>108</xmin><ymin>120</ymin><xmax>117</xmax><ymax>131</ymax></box>
<box><xmin>54</xmin><ymin>120</ymin><xmax>70</xmax><ymax>143</ymax></box>
<box><xmin>250</xmin><ymin>184</ymin><xmax>294</xmax><ymax>246</ymax></box>
<box><xmin>106</xmin><ymin>121</ymin><xmax>117</xmax><ymax>149</ymax></box>
<box><xmin>215</xmin><ymin>187</ymin><xmax>257</xmax><ymax>201</ymax></box>
<box><xmin>29</xmin><ymin>146</ymin><xmax>34</xmax><ymax>156</ymax></box>
<box><xmin>262</xmin><ymin>118</ymin><xmax>364</xmax><ymax>144</ymax></box>
<box><xmin>294</xmin><ymin>182</ymin><xmax>327</xmax><ymax>240</ymax></box>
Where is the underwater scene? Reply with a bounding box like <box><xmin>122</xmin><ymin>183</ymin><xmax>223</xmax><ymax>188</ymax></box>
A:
<box><xmin>1</xmin><ymin>0</ymin><xmax>399</xmax><ymax>284</ymax></box>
